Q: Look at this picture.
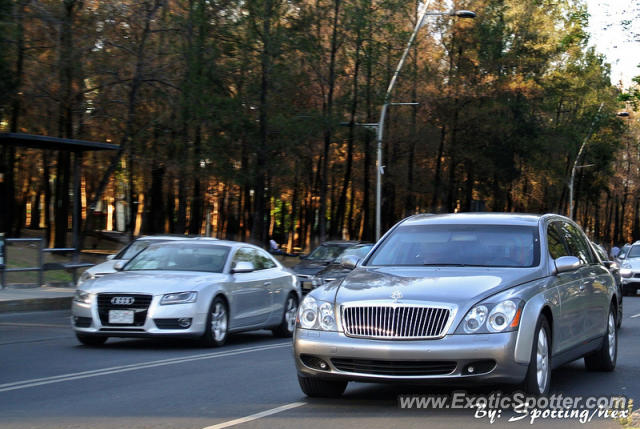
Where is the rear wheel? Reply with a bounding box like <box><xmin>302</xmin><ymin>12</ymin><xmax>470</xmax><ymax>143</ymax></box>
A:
<box><xmin>76</xmin><ymin>333</ymin><xmax>107</xmax><ymax>346</ymax></box>
<box><xmin>585</xmin><ymin>306</ymin><xmax>617</xmax><ymax>372</ymax></box>
<box><xmin>272</xmin><ymin>294</ymin><xmax>298</xmax><ymax>338</ymax></box>
<box><xmin>521</xmin><ymin>316</ymin><xmax>551</xmax><ymax>395</ymax></box>
<box><xmin>199</xmin><ymin>297</ymin><xmax>228</xmax><ymax>347</ymax></box>
<box><xmin>298</xmin><ymin>375</ymin><xmax>347</xmax><ymax>398</ymax></box>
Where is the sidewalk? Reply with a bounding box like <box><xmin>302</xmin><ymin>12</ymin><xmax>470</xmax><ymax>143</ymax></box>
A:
<box><xmin>0</xmin><ymin>285</ymin><xmax>76</xmax><ymax>313</ymax></box>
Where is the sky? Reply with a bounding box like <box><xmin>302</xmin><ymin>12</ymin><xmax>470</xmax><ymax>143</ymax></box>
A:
<box><xmin>585</xmin><ymin>0</ymin><xmax>640</xmax><ymax>88</ymax></box>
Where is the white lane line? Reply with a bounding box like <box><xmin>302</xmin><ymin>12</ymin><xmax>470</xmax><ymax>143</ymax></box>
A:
<box><xmin>630</xmin><ymin>313</ymin><xmax>640</xmax><ymax>319</ymax></box>
<box><xmin>0</xmin><ymin>342</ymin><xmax>289</xmax><ymax>393</ymax></box>
<box><xmin>203</xmin><ymin>402</ymin><xmax>306</xmax><ymax>429</ymax></box>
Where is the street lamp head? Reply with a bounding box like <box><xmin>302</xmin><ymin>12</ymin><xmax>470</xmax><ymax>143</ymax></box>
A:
<box><xmin>617</xmin><ymin>111</ymin><xmax>630</xmax><ymax>117</ymax></box>
<box><xmin>454</xmin><ymin>10</ymin><xmax>476</xmax><ymax>18</ymax></box>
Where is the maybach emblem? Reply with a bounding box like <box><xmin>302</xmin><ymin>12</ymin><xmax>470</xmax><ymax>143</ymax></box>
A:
<box><xmin>111</xmin><ymin>296</ymin><xmax>135</xmax><ymax>305</ymax></box>
<box><xmin>391</xmin><ymin>290</ymin><xmax>403</xmax><ymax>303</ymax></box>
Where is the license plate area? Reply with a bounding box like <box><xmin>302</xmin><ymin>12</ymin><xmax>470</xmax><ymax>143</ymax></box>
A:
<box><xmin>109</xmin><ymin>310</ymin><xmax>134</xmax><ymax>324</ymax></box>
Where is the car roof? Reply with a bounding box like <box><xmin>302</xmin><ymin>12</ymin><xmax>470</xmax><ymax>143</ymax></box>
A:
<box><xmin>145</xmin><ymin>239</ymin><xmax>261</xmax><ymax>250</ymax></box>
<box><xmin>137</xmin><ymin>235</ymin><xmax>191</xmax><ymax>241</ymax></box>
<box><xmin>320</xmin><ymin>240</ymin><xmax>363</xmax><ymax>246</ymax></box>
<box><xmin>400</xmin><ymin>212</ymin><xmax>542</xmax><ymax>227</ymax></box>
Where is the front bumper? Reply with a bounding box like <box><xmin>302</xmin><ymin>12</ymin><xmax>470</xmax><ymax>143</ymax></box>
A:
<box><xmin>71</xmin><ymin>296</ymin><xmax>207</xmax><ymax>338</ymax></box>
<box><xmin>294</xmin><ymin>329</ymin><xmax>528</xmax><ymax>384</ymax></box>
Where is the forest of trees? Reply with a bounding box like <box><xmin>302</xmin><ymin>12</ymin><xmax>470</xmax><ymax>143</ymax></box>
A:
<box><xmin>0</xmin><ymin>0</ymin><xmax>638</xmax><ymax>251</ymax></box>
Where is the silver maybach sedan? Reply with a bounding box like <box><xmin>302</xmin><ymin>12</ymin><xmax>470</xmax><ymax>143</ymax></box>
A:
<box><xmin>294</xmin><ymin>213</ymin><xmax>619</xmax><ymax>397</ymax></box>
<box><xmin>72</xmin><ymin>240</ymin><xmax>301</xmax><ymax>347</ymax></box>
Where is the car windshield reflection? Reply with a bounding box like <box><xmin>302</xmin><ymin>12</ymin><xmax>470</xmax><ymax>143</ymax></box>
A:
<box><xmin>125</xmin><ymin>244</ymin><xmax>230</xmax><ymax>273</ymax></box>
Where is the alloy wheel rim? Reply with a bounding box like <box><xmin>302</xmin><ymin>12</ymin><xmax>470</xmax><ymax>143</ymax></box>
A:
<box><xmin>536</xmin><ymin>328</ymin><xmax>549</xmax><ymax>393</ymax></box>
<box><xmin>608</xmin><ymin>312</ymin><xmax>616</xmax><ymax>361</ymax></box>
<box><xmin>211</xmin><ymin>302</ymin><xmax>227</xmax><ymax>342</ymax></box>
<box><xmin>285</xmin><ymin>297</ymin><xmax>298</xmax><ymax>332</ymax></box>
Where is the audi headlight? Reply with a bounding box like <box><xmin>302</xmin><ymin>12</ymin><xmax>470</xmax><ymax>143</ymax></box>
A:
<box><xmin>297</xmin><ymin>296</ymin><xmax>337</xmax><ymax>331</ymax></box>
<box><xmin>77</xmin><ymin>271</ymin><xmax>95</xmax><ymax>286</ymax></box>
<box><xmin>457</xmin><ymin>299</ymin><xmax>522</xmax><ymax>334</ymax></box>
<box><xmin>160</xmin><ymin>291</ymin><xmax>198</xmax><ymax>305</ymax></box>
<box><xmin>73</xmin><ymin>290</ymin><xmax>91</xmax><ymax>305</ymax></box>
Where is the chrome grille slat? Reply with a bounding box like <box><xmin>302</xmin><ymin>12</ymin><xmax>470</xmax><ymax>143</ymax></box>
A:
<box><xmin>342</xmin><ymin>304</ymin><xmax>451</xmax><ymax>339</ymax></box>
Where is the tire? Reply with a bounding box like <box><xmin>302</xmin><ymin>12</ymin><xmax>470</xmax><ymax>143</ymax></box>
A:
<box><xmin>298</xmin><ymin>375</ymin><xmax>347</xmax><ymax>398</ymax></box>
<box><xmin>199</xmin><ymin>296</ymin><xmax>229</xmax><ymax>348</ymax></box>
<box><xmin>76</xmin><ymin>333</ymin><xmax>107</xmax><ymax>346</ymax></box>
<box><xmin>272</xmin><ymin>294</ymin><xmax>298</xmax><ymax>338</ymax></box>
<box><xmin>521</xmin><ymin>316</ymin><xmax>551</xmax><ymax>395</ymax></box>
<box><xmin>584</xmin><ymin>305</ymin><xmax>617</xmax><ymax>372</ymax></box>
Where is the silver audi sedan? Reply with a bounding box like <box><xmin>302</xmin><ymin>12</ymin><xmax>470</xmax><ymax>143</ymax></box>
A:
<box><xmin>72</xmin><ymin>240</ymin><xmax>301</xmax><ymax>347</ymax></box>
<box><xmin>294</xmin><ymin>213</ymin><xmax>619</xmax><ymax>397</ymax></box>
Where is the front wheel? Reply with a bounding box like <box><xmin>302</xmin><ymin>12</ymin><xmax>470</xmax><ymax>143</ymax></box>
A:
<box><xmin>521</xmin><ymin>316</ymin><xmax>551</xmax><ymax>395</ymax></box>
<box><xmin>199</xmin><ymin>297</ymin><xmax>229</xmax><ymax>347</ymax></box>
<box><xmin>298</xmin><ymin>375</ymin><xmax>347</xmax><ymax>398</ymax></box>
<box><xmin>272</xmin><ymin>294</ymin><xmax>298</xmax><ymax>338</ymax></box>
<box><xmin>584</xmin><ymin>306</ymin><xmax>617</xmax><ymax>372</ymax></box>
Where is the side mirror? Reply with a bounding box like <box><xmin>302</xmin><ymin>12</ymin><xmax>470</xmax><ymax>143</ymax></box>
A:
<box><xmin>340</xmin><ymin>255</ymin><xmax>360</xmax><ymax>270</ymax></box>
<box><xmin>113</xmin><ymin>261</ymin><xmax>126</xmax><ymax>271</ymax></box>
<box><xmin>554</xmin><ymin>256</ymin><xmax>582</xmax><ymax>274</ymax></box>
<box><xmin>232</xmin><ymin>261</ymin><xmax>255</xmax><ymax>274</ymax></box>
<box><xmin>106</xmin><ymin>254</ymin><xmax>116</xmax><ymax>261</ymax></box>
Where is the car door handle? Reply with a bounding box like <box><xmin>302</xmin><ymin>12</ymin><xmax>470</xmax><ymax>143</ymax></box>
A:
<box><xmin>264</xmin><ymin>282</ymin><xmax>272</xmax><ymax>286</ymax></box>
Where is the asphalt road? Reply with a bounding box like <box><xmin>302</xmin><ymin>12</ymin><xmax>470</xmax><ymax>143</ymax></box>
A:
<box><xmin>1</xmin><ymin>299</ymin><xmax>639</xmax><ymax>428</ymax></box>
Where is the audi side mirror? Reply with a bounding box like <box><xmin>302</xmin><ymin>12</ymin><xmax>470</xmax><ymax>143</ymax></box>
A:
<box><xmin>232</xmin><ymin>261</ymin><xmax>255</xmax><ymax>274</ymax></box>
<box><xmin>113</xmin><ymin>261</ymin><xmax>126</xmax><ymax>271</ymax></box>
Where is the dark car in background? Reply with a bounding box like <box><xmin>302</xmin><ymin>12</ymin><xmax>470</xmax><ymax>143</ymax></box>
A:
<box><xmin>591</xmin><ymin>242</ymin><xmax>623</xmax><ymax>327</ymax></box>
<box><xmin>311</xmin><ymin>243</ymin><xmax>373</xmax><ymax>290</ymax></box>
<box><xmin>292</xmin><ymin>241</ymin><xmax>364</xmax><ymax>292</ymax></box>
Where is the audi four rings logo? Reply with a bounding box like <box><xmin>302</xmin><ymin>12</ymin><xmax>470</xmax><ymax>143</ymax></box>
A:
<box><xmin>111</xmin><ymin>296</ymin><xmax>135</xmax><ymax>305</ymax></box>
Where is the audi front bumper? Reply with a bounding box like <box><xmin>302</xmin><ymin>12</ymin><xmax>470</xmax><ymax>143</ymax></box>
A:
<box><xmin>71</xmin><ymin>296</ymin><xmax>208</xmax><ymax>338</ymax></box>
<box><xmin>294</xmin><ymin>329</ymin><xmax>528</xmax><ymax>385</ymax></box>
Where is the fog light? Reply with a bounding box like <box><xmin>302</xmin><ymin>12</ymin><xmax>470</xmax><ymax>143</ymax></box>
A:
<box><xmin>467</xmin><ymin>366</ymin><xmax>475</xmax><ymax>373</ymax></box>
<box><xmin>319</xmin><ymin>361</ymin><xmax>328</xmax><ymax>370</ymax></box>
<box><xmin>177</xmin><ymin>318</ymin><xmax>192</xmax><ymax>328</ymax></box>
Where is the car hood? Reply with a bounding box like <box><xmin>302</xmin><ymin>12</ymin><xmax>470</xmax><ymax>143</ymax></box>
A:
<box><xmin>85</xmin><ymin>259</ymin><xmax>121</xmax><ymax>276</ymax></box>
<box><xmin>316</xmin><ymin>263</ymin><xmax>351</xmax><ymax>279</ymax></box>
<box><xmin>334</xmin><ymin>266</ymin><xmax>543</xmax><ymax>307</ymax></box>
<box><xmin>80</xmin><ymin>270</ymin><xmax>228</xmax><ymax>294</ymax></box>
<box><xmin>622</xmin><ymin>257</ymin><xmax>640</xmax><ymax>270</ymax></box>
<box><xmin>292</xmin><ymin>260</ymin><xmax>333</xmax><ymax>276</ymax></box>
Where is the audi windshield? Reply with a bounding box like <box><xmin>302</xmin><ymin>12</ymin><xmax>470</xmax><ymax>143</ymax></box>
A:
<box><xmin>125</xmin><ymin>244</ymin><xmax>230</xmax><ymax>273</ymax></box>
<box><xmin>365</xmin><ymin>224</ymin><xmax>540</xmax><ymax>268</ymax></box>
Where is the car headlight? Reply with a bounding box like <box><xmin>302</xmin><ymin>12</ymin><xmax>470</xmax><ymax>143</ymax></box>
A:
<box><xmin>297</xmin><ymin>296</ymin><xmax>337</xmax><ymax>331</ymax></box>
<box><xmin>457</xmin><ymin>299</ymin><xmax>522</xmax><ymax>334</ymax></box>
<box><xmin>77</xmin><ymin>271</ymin><xmax>95</xmax><ymax>286</ymax></box>
<box><xmin>160</xmin><ymin>291</ymin><xmax>198</xmax><ymax>305</ymax></box>
<box><xmin>311</xmin><ymin>277</ymin><xmax>321</xmax><ymax>287</ymax></box>
<box><xmin>73</xmin><ymin>290</ymin><xmax>91</xmax><ymax>305</ymax></box>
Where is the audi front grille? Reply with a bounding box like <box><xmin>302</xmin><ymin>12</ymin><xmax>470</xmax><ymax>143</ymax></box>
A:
<box><xmin>341</xmin><ymin>304</ymin><xmax>452</xmax><ymax>339</ymax></box>
<box><xmin>97</xmin><ymin>293</ymin><xmax>152</xmax><ymax>327</ymax></box>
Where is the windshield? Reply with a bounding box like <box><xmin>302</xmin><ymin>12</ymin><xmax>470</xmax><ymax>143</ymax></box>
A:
<box><xmin>307</xmin><ymin>244</ymin><xmax>349</xmax><ymax>261</ymax></box>
<box><xmin>125</xmin><ymin>244</ymin><xmax>230</xmax><ymax>273</ymax></box>
<box><xmin>627</xmin><ymin>245</ymin><xmax>640</xmax><ymax>259</ymax></box>
<box><xmin>116</xmin><ymin>240</ymin><xmax>153</xmax><ymax>260</ymax></box>
<box><xmin>366</xmin><ymin>224</ymin><xmax>540</xmax><ymax>268</ymax></box>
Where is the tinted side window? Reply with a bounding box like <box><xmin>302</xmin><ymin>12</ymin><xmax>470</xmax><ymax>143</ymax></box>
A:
<box><xmin>547</xmin><ymin>223</ymin><xmax>569</xmax><ymax>259</ymax></box>
<box><xmin>232</xmin><ymin>248</ymin><xmax>258</xmax><ymax>268</ymax></box>
<box><xmin>559</xmin><ymin>222</ymin><xmax>595</xmax><ymax>264</ymax></box>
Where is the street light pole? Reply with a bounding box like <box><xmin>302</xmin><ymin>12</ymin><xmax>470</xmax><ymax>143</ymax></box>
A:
<box><xmin>374</xmin><ymin>3</ymin><xmax>475</xmax><ymax>240</ymax></box>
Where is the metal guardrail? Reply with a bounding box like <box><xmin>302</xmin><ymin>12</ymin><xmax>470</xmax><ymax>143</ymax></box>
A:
<box><xmin>0</xmin><ymin>236</ymin><xmax>94</xmax><ymax>289</ymax></box>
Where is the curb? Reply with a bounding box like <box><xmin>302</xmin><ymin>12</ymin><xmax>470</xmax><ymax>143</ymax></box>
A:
<box><xmin>0</xmin><ymin>297</ymin><xmax>73</xmax><ymax>313</ymax></box>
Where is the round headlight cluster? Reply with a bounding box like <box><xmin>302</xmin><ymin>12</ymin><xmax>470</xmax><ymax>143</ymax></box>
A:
<box><xmin>462</xmin><ymin>305</ymin><xmax>487</xmax><ymax>333</ymax></box>
<box><xmin>459</xmin><ymin>299</ymin><xmax>521</xmax><ymax>334</ymax></box>
<box><xmin>487</xmin><ymin>300</ymin><xmax>517</xmax><ymax>332</ymax></box>
<box><xmin>298</xmin><ymin>296</ymin><xmax>337</xmax><ymax>331</ymax></box>
<box><xmin>299</xmin><ymin>296</ymin><xmax>319</xmax><ymax>329</ymax></box>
